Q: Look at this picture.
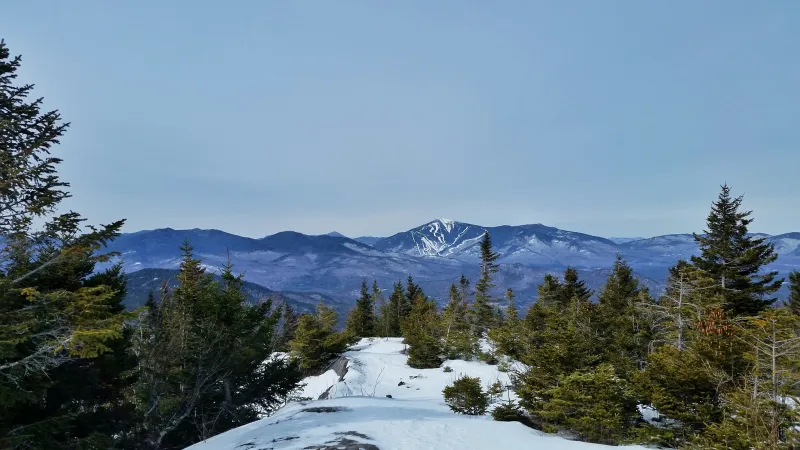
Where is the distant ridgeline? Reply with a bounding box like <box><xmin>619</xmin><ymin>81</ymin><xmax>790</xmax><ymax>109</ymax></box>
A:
<box><xmin>107</xmin><ymin>221</ymin><xmax>800</xmax><ymax>309</ymax></box>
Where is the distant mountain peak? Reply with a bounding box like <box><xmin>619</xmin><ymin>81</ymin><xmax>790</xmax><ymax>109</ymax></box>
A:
<box><xmin>325</xmin><ymin>231</ymin><xmax>347</xmax><ymax>238</ymax></box>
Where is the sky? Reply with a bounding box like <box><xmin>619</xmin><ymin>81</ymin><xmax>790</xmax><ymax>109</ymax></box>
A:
<box><xmin>2</xmin><ymin>1</ymin><xmax>799</xmax><ymax>239</ymax></box>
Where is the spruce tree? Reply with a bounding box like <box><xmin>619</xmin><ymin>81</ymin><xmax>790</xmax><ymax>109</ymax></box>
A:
<box><xmin>788</xmin><ymin>271</ymin><xmax>800</xmax><ymax>316</ymax></box>
<box><xmin>131</xmin><ymin>249</ymin><xmax>302</xmax><ymax>448</ymax></box>
<box><xmin>0</xmin><ymin>40</ymin><xmax>131</xmax><ymax>449</ymax></box>
<box><xmin>442</xmin><ymin>283</ymin><xmax>476</xmax><ymax>359</ymax></box>
<box><xmin>593</xmin><ymin>255</ymin><xmax>654</xmax><ymax>379</ymax></box>
<box><xmin>472</xmin><ymin>232</ymin><xmax>499</xmax><ymax>335</ymax></box>
<box><xmin>489</xmin><ymin>288</ymin><xmax>523</xmax><ymax>359</ymax></box>
<box><xmin>402</xmin><ymin>292</ymin><xmax>442</xmax><ymax>368</ymax></box>
<box><xmin>346</xmin><ymin>279</ymin><xmax>375</xmax><ymax>338</ymax></box>
<box><xmin>561</xmin><ymin>266</ymin><xmax>593</xmax><ymax>306</ymax></box>
<box><xmin>383</xmin><ymin>281</ymin><xmax>405</xmax><ymax>337</ymax></box>
<box><xmin>536</xmin><ymin>274</ymin><xmax>562</xmax><ymax>306</ymax></box>
<box><xmin>691</xmin><ymin>184</ymin><xmax>782</xmax><ymax>316</ymax></box>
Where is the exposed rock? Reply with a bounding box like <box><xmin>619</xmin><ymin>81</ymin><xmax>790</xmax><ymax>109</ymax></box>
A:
<box><xmin>397</xmin><ymin>381</ymin><xmax>405</xmax><ymax>386</ymax></box>
<box><xmin>385</xmin><ymin>394</ymin><xmax>392</xmax><ymax>398</ymax></box>
<box><xmin>303</xmin><ymin>436</ymin><xmax>379</xmax><ymax>450</ymax></box>
<box><xmin>301</xmin><ymin>406</ymin><xmax>350</xmax><ymax>413</ymax></box>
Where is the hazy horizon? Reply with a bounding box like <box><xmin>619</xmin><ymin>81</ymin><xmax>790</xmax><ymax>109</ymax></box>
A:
<box><xmin>3</xmin><ymin>1</ymin><xmax>798</xmax><ymax>238</ymax></box>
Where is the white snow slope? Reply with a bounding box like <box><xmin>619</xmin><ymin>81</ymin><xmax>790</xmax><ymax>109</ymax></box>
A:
<box><xmin>185</xmin><ymin>338</ymin><xmax>649</xmax><ymax>450</ymax></box>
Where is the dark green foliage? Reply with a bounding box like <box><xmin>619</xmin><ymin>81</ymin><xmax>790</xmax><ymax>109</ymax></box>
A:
<box><xmin>381</xmin><ymin>281</ymin><xmax>406</xmax><ymax>337</ymax></box>
<box><xmin>788</xmin><ymin>271</ymin><xmax>800</xmax><ymax>316</ymax></box>
<box><xmin>290</xmin><ymin>302</ymin><xmax>350</xmax><ymax>373</ymax></box>
<box><xmin>441</xmin><ymin>281</ymin><xmax>477</xmax><ymax>359</ymax></box>
<box><xmin>515</xmin><ymin>295</ymin><xmax>596</xmax><ymax>414</ymax></box>
<box><xmin>0</xmin><ymin>40</ymin><xmax>132</xmax><ymax>449</ymax></box>
<box><xmin>275</xmin><ymin>302</ymin><xmax>300</xmax><ymax>352</ymax></box>
<box><xmin>633</xmin><ymin>345</ymin><xmax>721</xmax><ymax>445</ymax></box>
<box><xmin>593</xmin><ymin>255</ymin><xmax>655</xmax><ymax>379</ymax></box>
<box><xmin>561</xmin><ymin>266</ymin><xmax>593</xmax><ymax>306</ymax></box>
<box><xmin>472</xmin><ymin>233</ymin><xmax>499</xmax><ymax>335</ymax></box>
<box><xmin>131</xmin><ymin>246</ymin><xmax>303</xmax><ymax>448</ymax></box>
<box><xmin>488</xmin><ymin>288</ymin><xmax>523</xmax><ymax>359</ymax></box>
<box><xmin>539</xmin><ymin>364</ymin><xmax>640</xmax><ymax>445</ymax></box>
<box><xmin>442</xmin><ymin>375</ymin><xmax>489</xmax><ymax>415</ymax></box>
<box><xmin>691</xmin><ymin>184</ymin><xmax>782</xmax><ymax>316</ymax></box>
<box><xmin>402</xmin><ymin>293</ymin><xmax>442</xmax><ymax>369</ymax></box>
<box><xmin>346</xmin><ymin>279</ymin><xmax>376</xmax><ymax>338</ymax></box>
<box><xmin>491</xmin><ymin>400</ymin><xmax>526</xmax><ymax>423</ymax></box>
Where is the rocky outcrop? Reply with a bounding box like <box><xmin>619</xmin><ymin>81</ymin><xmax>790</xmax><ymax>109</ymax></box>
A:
<box><xmin>316</xmin><ymin>356</ymin><xmax>349</xmax><ymax>400</ymax></box>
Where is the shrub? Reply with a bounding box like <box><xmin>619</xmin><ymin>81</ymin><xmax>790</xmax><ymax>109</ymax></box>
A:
<box><xmin>442</xmin><ymin>375</ymin><xmax>490</xmax><ymax>415</ymax></box>
<box><xmin>492</xmin><ymin>401</ymin><xmax>525</xmax><ymax>422</ymax></box>
<box><xmin>443</xmin><ymin>366</ymin><xmax>453</xmax><ymax>373</ymax></box>
<box><xmin>539</xmin><ymin>364</ymin><xmax>640</xmax><ymax>445</ymax></box>
<box><xmin>478</xmin><ymin>350</ymin><xmax>498</xmax><ymax>365</ymax></box>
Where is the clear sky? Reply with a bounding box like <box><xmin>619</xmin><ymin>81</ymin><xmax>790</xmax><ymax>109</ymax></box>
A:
<box><xmin>2</xmin><ymin>1</ymin><xmax>799</xmax><ymax>238</ymax></box>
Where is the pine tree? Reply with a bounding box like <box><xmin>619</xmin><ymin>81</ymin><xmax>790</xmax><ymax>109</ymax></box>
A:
<box><xmin>788</xmin><ymin>271</ymin><xmax>800</xmax><ymax>316</ymax></box>
<box><xmin>691</xmin><ymin>184</ymin><xmax>782</xmax><ymax>316</ymax></box>
<box><xmin>472</xmin><ymin>232</ymin><xmax>499</xmax><ymax>335</ymax></box>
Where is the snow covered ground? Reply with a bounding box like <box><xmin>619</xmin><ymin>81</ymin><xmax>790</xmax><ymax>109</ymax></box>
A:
<box><xmin>185</xmin><ymin>338</ymin><xmax>650</xmax><ymax>450</ymax></box>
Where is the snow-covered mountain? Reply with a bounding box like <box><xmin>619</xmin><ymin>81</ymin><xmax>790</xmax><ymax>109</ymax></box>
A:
<box><xmin>185</xmin><ymin>338</ymin><xmax>649</xmax><ymax>450</ymax></box>
<box><xmin>107</xmin><ymin>220</ymin><xmax>800</xmax><ymax>309</ymax></box>
<box><xmin>372</xmin><ymin>219</ymin><xmax>486</xmax><ymax>258</ymax></box>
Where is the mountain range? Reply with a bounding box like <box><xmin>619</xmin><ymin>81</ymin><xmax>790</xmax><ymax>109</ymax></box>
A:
<box><xmin>105</xmin><ymin>219</ymin><xmax>800</xmax><ymax>309</ymax></box>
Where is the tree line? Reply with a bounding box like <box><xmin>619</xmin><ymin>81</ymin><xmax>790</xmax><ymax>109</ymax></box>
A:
<box><xmin>307</xmin><ymin>182</ymin><xmax>800</xmax><ymax>448</ymax></box>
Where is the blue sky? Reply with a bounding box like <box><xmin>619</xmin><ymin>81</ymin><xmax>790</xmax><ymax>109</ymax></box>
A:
<box><xmin>2</xmin><ymin>1</ymin><xmax>799</xmax><ymax>238</ymax></box>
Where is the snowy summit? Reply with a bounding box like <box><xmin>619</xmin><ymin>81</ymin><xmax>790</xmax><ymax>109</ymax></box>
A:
<box><xmin>185</xmin><ymin>339</ymin><xmax>648</xmax><ymax>450</ymax></box>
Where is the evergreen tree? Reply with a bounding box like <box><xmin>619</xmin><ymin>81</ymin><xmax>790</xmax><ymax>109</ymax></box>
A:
<box><xmin>289</xmin><ymin>302</ymin><xmax>350</xmax><ymax>373</ymax></box>
<box><xmin>442</xmin><ymin>283</ymin><xmax>476</xmax><ymax>359</ymax></box>
<box><xmin>382</xmin><ymin>281</ymin><xmax>405</xmax><ymax>337</ymax></box>
<box><xmin>472</xmin><ymin>233</ymin><xmax>499</xmax><ymax>335</ymax></box>
<box><xmin>539</xmin><ymin>364</ymin><xmax>640</xmax><ymax>445</ymax></box>
<box><xmin>370</xmin><ymin>280</ymin><xmax>389</xmax><ymax>337</ymax></box>
<box><xmin>131</xmin><ymin>248</ymin><xmax>303</xmax><ymax>448</ymax></box>
<box><xmin>489</xmin><ymin>288</ymin><xmax>523</xmax><ymax>359</ymax></box>
<box><xmin>275</xmin><ymin>302</ymin><xmax>300</xmax><ymax>352</ymax></box>
<box><xmin>561</xmin><ymin>266</ymin><xmax>593</xmax><ymax>308</ymax></box>
<box><xmin>691</xmin><ymin>184</ymin><xmax>782</xmax><ymax>316</ymax></box>
<box><xmin>346</xmin><ymin>279</ymin><xmax>376</xmax><ymax>338</ymax></box>
<box><xmin>593</xmin><ymin>255</ymin><xmax>654</xmax><ymax>379</ymax></box>
<box><xmin>788</xmin><ymin>271</ymin><xmax>800</xmax><ymax>316</ymax></box>
<box><xmin>536</xmin><ymin>274</ymin><xmax>562</xmax><ymax>306</ymax></box>
<box><xmin>402</xmin><ymin>292</ymin><xmax>442</xmax><ymax>368</ymax></box>
<box><xmin>0</xmin><ymin>40</ymin><xmax>131</xmax><ymax>449</ymax></box>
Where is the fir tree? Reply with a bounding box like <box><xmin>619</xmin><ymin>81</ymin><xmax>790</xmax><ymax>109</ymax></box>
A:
<box><xmin>382</xmin><ymin>281</ymin><xmax>405</xmax><ymax>337</ymax></box>
<box><xmin>442</xmin><ymin>283</ymin><xmax>476</xmax><ymax>359</ymax></box>
<box><xmin>402</xmin><ymin>292</ymin><xmax>442</xmax><ymax>368</ymax></box>
<box><xmin>593</xmin><ymin>255</ymin><xmax>654</xmax><ymax>379</ymax></box>
<box><xmin>346</xmin><ymin>279</ymin><xmax>376</xmax><ymax>338</ymax></box>
<box><xmin>289</xmin><ymin>302</ymin><xmax>349</xmax><ymax>373</ymax></box>
<box><xmin>561</xmin><ymin>266</ymin><xmax>593</xmax><ymax>308</ymax></box>
<box><xmin>489</xmin><ymin>288</ymin><xmax>523</xmax><ymax>359</ymax></box>
<box><xmin>691</xmin><ymin>184</ymin><xmax>782</xmax><ymax>316</ymax></box>
<box><xmin>536</xmin><ymin>274</ymin><xmax>562</xmax><ymax>306</ymax></box>
<box><xmin>788</xmin><ymin>271</ymin><xmax>800</xmax><ymax>316</ymax></box>
<box><xmin>131</xmin><ymin>250</ymin><xmax>303</xmax><ymax>448</ymax></box>
<box><xmin>0</xmin><ymin>40</ymin><xmax>130</xmax><ymax>449</ymax></box>
<box><xmin>472</xmin><ymin>233</ymin><xmax>499</xmax><ymax>335</ymax></box>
